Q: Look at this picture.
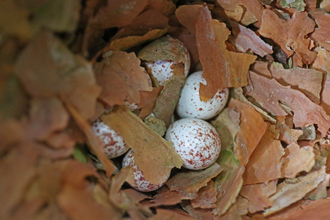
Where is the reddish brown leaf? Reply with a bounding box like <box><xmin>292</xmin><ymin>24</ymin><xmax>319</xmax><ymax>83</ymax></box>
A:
<box><xmin>94</xmin><ymin>50</ymin><xmax>152</xmax><ymax>106</ymax></box>
<box><xmin>146</xmin><ymin>0</ymin><xmax>176</xmax><ymax>17</ymax></box>
<box><xmin>229</xmin><ymin>21</ymin><xmax>273</xmax><ymax>57</ymax></box>
<box><xmin>270</xmin><ymin>62</ymin><xmax>323</xmax><ymax>104</ymax></box>
<box><xmin>247</xmin><ymin>71</ymin><xmax>330</xmax><ymax>136</ymax></box>
<box><xmin>138</xmin><ymin>86</ymin><xmax>163</xmax><ymax>120</ymax></box>
<box><xmin>228</xmin><ymin>99</ymin><xmax>267</xmax><ymax>166</ymax></box>
<box><xmin>101</xmin><ymin>106</ymin><xmax>183</xmax><ymax>185</ymax></box>
<box><xmin>15</xmin><ymin>30</ymin><xmax>101</xmax><ymax>120</ymax></box>
<box><xmin>146</xmin><ymin>187</ymin><xmax>183</xmax><ymax>207</ymax></box>
<box><xmin>259</xmin><ymin>10</ymin><xmax>316</xmax><ymax>64</ymax></box>
<box><xmin>90</xmin><ymin>0</ymin><xmax>148</xmax><ymax>29</ymax></box>
<box><xmin>240</xmin><ymin>183</ymin><xmax>273</xmax><ymax>213</ymax></box>
<box><xmin>196</xmin><ymin>6</ymin><xmax>256</xmax><ymax>100</ymax></box>
<box><xmin>175</xmin><ymin>5</ymin><xmax>203</xmax><ymax>35</ymax></box>
<box><xmin>149</xmin><ymin>208</ymin><xmax>197</xmax><ymax>220</ymax></box>
<box><xmin>166</xmin><ymin>163</ymin><xmax>223</xmax><ymax>199</ymax></box>
<box><xmin>310</xmin><ymin>10</ymin><xmax>330</xmax><ymax>51</ymax></box>
<box><xmin>243</xmin><ymin>126</ymin><xmax>284</xmax><ymax>184</ymax></box>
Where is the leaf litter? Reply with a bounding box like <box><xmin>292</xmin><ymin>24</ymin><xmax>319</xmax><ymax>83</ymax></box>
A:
<box><xmin>2</xmin><ymin>0</ymin><xmax>330</xmax><ymax>220</ymax></box>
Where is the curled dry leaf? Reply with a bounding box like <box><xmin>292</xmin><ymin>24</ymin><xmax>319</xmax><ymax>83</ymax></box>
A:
<box><xmin>175</xmin><ymin>5</ymin><xmax>203</xmax><ymax>35</ymax></box>
<box><xmin>146</xmin><ymin>0</ymin><xmax>176</xmax><ymax>17</ymax></box>
<box><xmin>264</xmin><ymin>167</ymin><xmax>326</xmax><ymax>216</ymax></box>
<box><xmin>228</xmin><ymin>99</ymin><xmax>267</xmax><ymax>166</ymax></box>
<box><xmin>90</xmin><ymin>0</ymin><xmax>148</xmax><ymax>29</ymax></box>
<box><xmin>14</xmin><ymin>30</ymin><xmax>101</xmax><ymax>120</ymax></box>
<box><xmin>146</xmin><ymin>187</ymin><xmax>183</xmax><ymax>207</ymax></box>
<box><xmin>229</xmin><ymin>21</ymin><xmax>273</xmax><ymax>57</ymax></box>
<box><xmin>243</xmin><ymin>126</ymin><xmax>284</xmax><ymax>185</ymax></box>
<box><xmin>101</xmin><ymin>106</ymin><xmax>183</xmax><ymax>185</ymax></box>
<box><xmin>149</xmin><ymin>208</ymin><xmax>198</xmax><ymax>220</ymax></box>
<box><xmin>240</xmin><ymin>183</ymin><xmax>273</xmax><ymax>213</ymax></box>
<box><xmin>196</xmin><ymin>6</ymin><xmax>256</xmax><ymax>101</ymax></box>
<box><xmin>270</xmin><ymin>62</ymin><xmax>323</xmax><ymax>104</ymax></box>
<box><xmin>247</xmin><ymin>71</ymin><xmax>330</xmax><ymax>136</ymax></box>
<box><xmin>94</xmin><ymin>50</ymin><xmax>152</xmax><ymax>106</ymax></box>
<box><xmin>138</xmin><ymin>87</ymin><xmax>163</xmax><ymax>120</ymax></box>
<box><xmin>259</xmin><ymin>9</ymin><xmax>316</xmax><ymax>64</ymax></box>
<box><xmin>166</xmin><ymin>163</ymin><xmax>223</xmax><ymax>199</ymax></box>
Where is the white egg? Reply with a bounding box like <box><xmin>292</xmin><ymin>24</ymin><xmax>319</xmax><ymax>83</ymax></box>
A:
<box><xmin>165</xmin><ymin>118</ymin><xmax>221</xmax><ymax>170</ymax></box>
<box><xmin>176</xmin><ymin>71</ymin><xmax>229</xmax><ymax>120</ymax></box>
<box><xmin>122</xmin><ymin>149</ymin><xmax>169</xmax><ymax>192</ymax></box>
<box><xmin>92</xmin><ymin>119</ymin><xmax>129</xmax><ymax>158</ymax></box>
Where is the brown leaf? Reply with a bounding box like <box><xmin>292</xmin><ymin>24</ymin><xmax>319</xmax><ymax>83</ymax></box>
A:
<box><xmin>240</xmin><ymin>183</ymin><xmax>273</xmax><ymax>213</ymax></box>
<box><xmin>228</xmin><ymin>99</ymin><xmax>267</xmax><ymax>166</ymax></box>
<box><xmin>101</xmin><ymin>106</ymin><xmax>183</xmax><ymax>185</ymax></box>
<box><xmin>247</xmin><ymin>71</ymin><xmax>330</xmax><ymax>136</ymax></box>
<box><xmin>191</xmin><ymin>180</ymin><xmax>217</xmax><ymax>209</ymax></box>
<box><xmin>90</xmin><ymin>0</ymin><xmax>148</xmax><ymax>29</ymax></box>
<box><xmin>196</xmin><ymin>6</ymin><xmax>256</xmax><ymax>100</ymax></box>
<box><xmin>166</xmin><ymin>163</ymin><xmax>223</xmax><ymax>199</ymax></box>
<box><xmin>149</xmin><ymin>208</ymin><xmax>197</xmax><ymax>220</ymax></box>
<box><xmin>0</xmin><ymin>147</ymin><xmax>38</xmax><ymax>220</ymax></box>
<box><xmin>267</xmin><ymin>198</ymin><xmax>330</xmax><ymax>220</ymax></box>
<box><xmin>243</xmin><ymin>126</ymin><xmax>284</xmax><ymax>184</ymax></box>
<box><xmin>264</xmin><ymin>167</ymin><xmax>326</xmax><ymax>216</ymax></box>
<box><xmin>281</xmin><ymin>143</ymin><xmax>315</xmax><ymax>179</ymax></box>
<box><xmin>146</xmin><ymin>0</ymin><xmax>176</xmax><ymax>17</ymax></box>
<box><xmin>28</xmin><ymin>98</ymin><xmax>69</xmax><ymax>140</ymax></box>
<box><xmin>112</xmin><ymin>9</ymin><xmax>169</xmax><ymax>39</ymax></box>
<box><xmin>259</xmin><ymin>10</ymin><xmax>316</xmax><ymax>64</ymax></box>
<box><xmin>138</xmin><ymin>87</ymin><xmax>163</xmax><ymax>120</ymax></box>
<box><xmin>270</xmin><ymin>62</ymin><xmax>323</xmax><ymax>104</ymax></box>
<box><xmin>15</xmin><ymin>30</ymin><xmax>101</xmax><ymax>120</ymax></box>
<box><xmin>312</xmin><ymin>49</ymin><xmax>330</xmax><ymax>116</ymax></box>
<box><xmin>229</xmin><ymin>21</ymin><xmax>273</xmax><ymax>57</ymax></box>
<box><xmin>146</xmin><ymin>187</ymin><xmax>183</xmax><ymax>207</ymax></box>
<box><xmin>94</xmin><ymin>50</ymin><xmax>152</xmax><ymax>106</ymax></box>
<box><xmin>105</xmin><ymin>29</ymin><xmax>167</xmax><ymax>52</ymax></box>
<box><xmin>239</xmin><ymin>0</ymin><xmax>264</xmax><ymax>22</ymax></box>
<box><xmin>176</xmin><ymin>5</ymin><xmax>203</xmax><ymax>35</ymax></box>
<box><xmin>310</xmin><ymin>10</ymin><xmax>330</xmax><ymax>51</ymax></box>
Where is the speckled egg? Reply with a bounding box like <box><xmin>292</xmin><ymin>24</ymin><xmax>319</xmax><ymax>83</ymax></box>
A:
<box><xmin>176</xmin><ymin>71</ymin><xmax>229</xmax><ymax>120</ymax></box>
<box><xmin>165</xmin><ymin>118</ymin><xmax>221</xmax><ymax>170</ymax></box>
<box><xmin>122</xmin><ymin>149</ymin><xmax>169</xmax><ymax>192</ymax></box>
<box><xmin>138</xmin><ymin>36</ymin><xmax>191</xmax><ymax>86</ymax></box>
<box><xmin>92</xmin><ymin>119</ymin><xmax>129</xmax><ymax>158</ymax></box>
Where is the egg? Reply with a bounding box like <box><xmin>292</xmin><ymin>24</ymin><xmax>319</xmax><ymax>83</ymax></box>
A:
<box><xmin>122</xmin><ymin>149</ymin><xmax>169</xmax><ymax>192</ymax></box>
<box><xmin>138</xmin><ymin>36</ymin><xmax>191</xmax><ymax>86</ymax></box>
<box><xmin>92</xmin><ymin>119</ymin><xmax>129</xmax><ymax>158</ymax></box>
<box><xmin>165</xmin><ymin>118</ymin><xmax>221</xmax><ymax>170</ymax></box>
<box><xmin>176</xmin><ymin>71</ymin><xmax>229</xmax><ymax>120</ymax></box>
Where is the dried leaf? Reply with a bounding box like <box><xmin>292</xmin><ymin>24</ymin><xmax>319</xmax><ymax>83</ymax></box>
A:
<box><xmin>229</xmin><ymin>21</ymin><xmax>273</xmax><ymax>57</ymax></box>
<box><xmin>243</xmin><ymin>127</ymin><xmax>284</xmax><ymax>184</ymax></box>
<box><xmin>196</xmin><ymin>6</ymin><xmax>256</xmax><ymax>100</ymax></box>
<box><xmin>94</xmin><ymin>50</ymin><xmax>152</xmax><ymax>106</ymax></box>
<box><xmin>281</xmin><ymin>143</ymin><xmax>315</xmax><ymax>179</ymax></box>
<box><xmin>213</xmin><ymin>150</ymin><xmax>244</xmax><ymax>215</ymax></box>
<box><xmin>239</xmin><ymin>0</ymin><xmax>264</xmax><ymax>22</ymax></box>
<box><xmin>270</xmin><ymin>62</ymin><xmax>323</xmax><ymax>104</ymax></box>
<box><xmin>181</xmin><ymin>200</ymin><xmax>223</xmax><ymax>220</ymax></box>
<box><xmin>146</xmin><ymin>187</ymin><xmax>183</xmax><ymax>207</ymax></box>
<box><xmin>267</xmin><ymin>198</ymin><xmax>330</xmax><ymax>220</ymax></box>
<box><xmin>240</xmin><ymin>183</ymin><xmax>273</xmax><ymax>213</ymax></box>
<box><xmin>146</xmin><ymin>0</ymin><xmax>176</xmax><ymax>17</ymax></box>
<box><xmin>113</xmin><ymin>9</ymin><xmax>169</xmax><ymax>39</ymax></box>
<box><xmin>247</xmin><ymin>71</ymin><xmax>330</xmax><ymax>136</ymax></box>
<box><xmin>312</xmin><ymin>49</ymin><xmax>330</xmax><ymax>116</ymax></box>
<box><xmin>228</xmin><ymin>99</ymin><xmax>267</xmax><ymax>166</ymax></box>
<box><xmin>166</xmin><ymin>163</ymin><xmax>223</xmax><ymax>199</ymax></box>
<box><xmin>280</xmin><ymin>0</ymin><xmax>306</xmax><ymax>12</ymax></box>
<box><xmin>191</xmin><ymin>180</ymin><xmax>217</xmax><ymax>209</ymax></box>
<box><xmin>320</xmin><ymin>0</ymin><xmax>330</xmax><ymax>11</ymax></box>
<box><xmin>263</xmin><ymin>167</ymin><xmax>326</xmax><ymax>216</ymax></box>
<box><xmin>176</xmin><ymin>5</ymin><xmax>203</xmax><ymax>35</ymax></box>
<box><xmin>101</xmin><ymin>106</ymin><xmax>183</xmax><ymax>185</ymax></box>
<box><xmin>305</xmin><ymin>173</ymin><xmax>330</xmax><ymax>200</ymax></box>
<box><xmin>90</xmin><ymin>0</ymin><xmax>148</xmax><ymax>29</ymax></box>
<box><xmin>310</xmin><ymin>10</ymin><xmax>330</xmax><ymax>51</ymax></box>
<box><xmin>149</xmin><ymin>208</ymin><xmax>197</xmax><ymax>220</ymax></box>
<box><xmin>105</xmin><ymin>28</ymin><xmax>167</xmax><ymax>52</ymax></box>
<box><xmin>138</xmin><ymin>87</ymin><xmax>163</xmax><ymax>120</ymax></box>
<box><xmin>259</xmin><ymin>10</ymin><xmax>316</xmax><ymax>64</ymax></box>
<box><xmin>29</xmin><ymin>98</ymin><xmax>69</xmax><ymax>140</ymax></box>
<box><xmin>15</xmin><ymin>30</ymin><xmax>101</xmax><ymax>120</ymax></box>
